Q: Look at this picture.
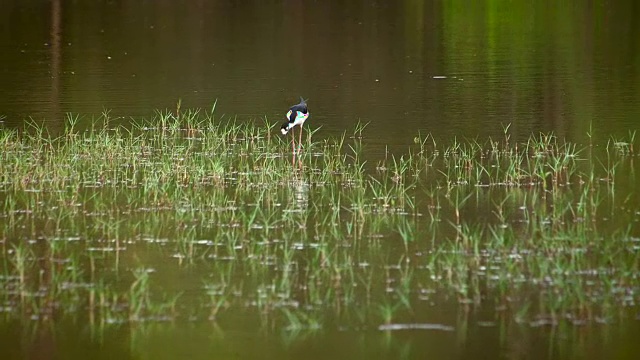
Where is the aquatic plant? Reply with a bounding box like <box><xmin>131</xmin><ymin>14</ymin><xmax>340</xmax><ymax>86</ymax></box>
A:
<box><xmin>0</xmin><ymin>109</ymin><xmax>638</xmax><ymax>331</ymax></box>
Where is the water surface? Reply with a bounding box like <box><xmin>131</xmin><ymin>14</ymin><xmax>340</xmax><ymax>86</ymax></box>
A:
<box><xmin>1</xmin><ymin>1</ymin><xmax>639</xmax><ymax>359</ymax></box>
<box><xmin>1</xmin><ymin>0</ymin><xmax>638</xmax><ymax>144</ymax></box>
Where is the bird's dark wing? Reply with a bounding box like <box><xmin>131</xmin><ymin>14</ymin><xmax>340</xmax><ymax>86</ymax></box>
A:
<box><xmin>289</xmin><ymin>103</ymin><xmax>308</xmax><ymax>115</ymax></box>
<box><xmin>286</xmin><ymin>109</ymin><xmax>295</xmax><ymax>123</ymax></box>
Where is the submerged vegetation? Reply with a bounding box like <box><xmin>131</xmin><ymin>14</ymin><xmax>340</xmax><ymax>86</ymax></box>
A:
<box><xmin>0</xmin><ymin>109</ymin><xmax>638</xmax><ymax>333</ymax></box>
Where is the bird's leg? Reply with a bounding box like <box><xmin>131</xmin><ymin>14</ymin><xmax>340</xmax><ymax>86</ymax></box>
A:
<box><xmin>298</xmin><ymin>124</ymin><xmax>303</xmax><ymax>155</ymax></box>
<box><xmin>291</xmin><ymin>128</ymin><xmax>297</xmax><ymax>166</ymax></box>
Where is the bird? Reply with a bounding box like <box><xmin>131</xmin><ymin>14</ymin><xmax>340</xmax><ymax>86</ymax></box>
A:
<box><xmin>281</xmin><ymin>97</ymin><xmax>309</xmax><ymax>155</ymax></box>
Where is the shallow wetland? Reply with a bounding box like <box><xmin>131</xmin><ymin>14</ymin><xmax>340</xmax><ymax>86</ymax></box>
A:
<box><xmin>2</xmin><ymin>2</ymin><xmax>640</xmax><ymax>356</ymax></box>
<box><xmin>1</xmin><ymin>110</ymin><xmax>639</xmax><ymax>358</ymax></box>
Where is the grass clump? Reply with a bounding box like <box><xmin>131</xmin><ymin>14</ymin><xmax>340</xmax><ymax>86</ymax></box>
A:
<box><xmin>0</xmin><ymin>109</ymin><xmax>638</xmax><ymax>332</ymax></box>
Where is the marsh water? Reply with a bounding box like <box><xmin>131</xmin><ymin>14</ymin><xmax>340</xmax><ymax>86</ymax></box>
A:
<box><xmin>1</xmin><ymin>1</ymin><xmax>640</xmax><ymax>359</ymax></box>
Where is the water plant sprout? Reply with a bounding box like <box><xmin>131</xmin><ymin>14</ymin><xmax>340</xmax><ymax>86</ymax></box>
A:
<box><xmin>0</xmin><ymin>108</ymin><xmax>638</xmax><ymax>334</ymax></box>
